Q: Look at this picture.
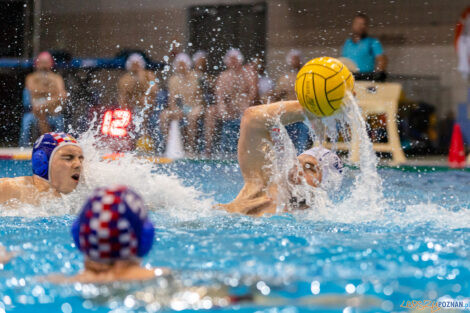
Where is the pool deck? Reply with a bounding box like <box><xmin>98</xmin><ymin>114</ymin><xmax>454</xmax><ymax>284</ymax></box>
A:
<box><xmin>379</xmin><ymin>156</ymin><xmax>451</xmax><ymax>167</ymax></box>
<box><xmin>0</xmin><ymin>147</ymin><xmax>32</xmax><ymax>160</ymax></box>
<box><xmin>0</xmin><ymin>147</ymin><xmax>464</xmax><ymax>168</ymax></box>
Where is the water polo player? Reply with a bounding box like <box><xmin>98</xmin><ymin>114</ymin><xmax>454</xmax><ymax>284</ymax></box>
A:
<box><xmin>0</xmin><ymin>132</ymin><xmax>83</xmax><ymax>206</ymax></box>
<box><xmin>219</xmin><ymin>100</ymin><xmax>344</xmax><ymax>216</ymax></box>
<box><xmin>49</xmin><ymin>186</ymin><xmax>167</xmax><ymax>283</ymax></box>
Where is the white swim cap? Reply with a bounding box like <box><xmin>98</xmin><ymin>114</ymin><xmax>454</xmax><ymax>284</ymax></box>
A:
<box><xmin>286</xmin><ymin>49</ymin><xmax>302</xmax><ymax>66</ymax></box>
<box><xmin>300</xmin><ymin>146</ymin><xmax>344</xmax><ymax>190</ymax></box>
<box><xmin>192</xmin><ymin>50</ymin><xmax>207</xmax><ymax>63</ymax></box>
<box><xmin>173</xmin><ymin>52</ymin><xmax>192</xmax><ymax>69</ymax></box>
<box><xmin>125</xmin><ymin>53</ymin><xmax>146</xmax><ymax>71</ymax></box>
<box><xmin>224</xmin><ymin>48</ymin><xmax>244</xmax><ymax>65</ymax></box>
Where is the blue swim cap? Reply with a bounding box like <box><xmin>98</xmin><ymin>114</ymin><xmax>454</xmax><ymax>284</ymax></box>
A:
<box><xmin>71</xmin><ymin>186</ymin><xmax>155</xmax><ymax>262</ymax></box>
<box><xmin>31</xmin><ymin>132</ymin><xmax>79</xmax><ymax>181</ymax></box>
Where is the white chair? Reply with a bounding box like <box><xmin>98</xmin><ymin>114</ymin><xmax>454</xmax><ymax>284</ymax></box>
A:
<box><xmin>332</xmin><ymin>81</ymin><xmax>407</xmax><ymax>165</ymax></box>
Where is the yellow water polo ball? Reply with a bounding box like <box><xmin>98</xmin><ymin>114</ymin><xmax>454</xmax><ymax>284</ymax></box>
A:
<box><xmin>295</xmin><ymin>56</ymin><xmax>354</xmax><ymax>117</ymax></box>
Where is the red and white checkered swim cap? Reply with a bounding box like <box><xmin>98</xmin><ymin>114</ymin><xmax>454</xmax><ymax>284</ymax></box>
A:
<box><xmin>73</xmin><ymin>186</ymin><xmax>154</xmax><ymax>262</ymax></box>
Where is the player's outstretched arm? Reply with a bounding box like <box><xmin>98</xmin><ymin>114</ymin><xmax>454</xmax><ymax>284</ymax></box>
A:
<box><xmin>237</xmin><ymin>100</ymin><xmax>311</xmax><ymax>183</ymax></box>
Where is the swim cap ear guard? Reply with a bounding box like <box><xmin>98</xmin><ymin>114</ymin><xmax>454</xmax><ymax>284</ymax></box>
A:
<box><xmin>31</xmin><ymin>149</ymin><xmax>49</xmax><ymax>179</ymax></box>
<box><xmin>71</xmin><ymin>219</ymin><xmax>80</xmax><ymax>249</ymax></box>
<box><xmin>32</xmin><ymin>132</ymin><xmax>79</xmax><ymax>181</ymax></box>
<box><xmin>137</xmin><ymin>220</ymin><xmax>155</xmax><ymax>257</ymax></box>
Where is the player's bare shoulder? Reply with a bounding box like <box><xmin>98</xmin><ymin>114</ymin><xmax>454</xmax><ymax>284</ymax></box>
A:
<box><xmin>118</xmin><ymin>72</ymin><xmax>133</xmax><ymax>87</ymax></box>
<box><xmin>49</xmin><ymin>71</ymin><xmax>64</xmax><ymax>82</ymax></box>
<box><xmin>0</xmin><ymin>176</ymin><xmax>33</xmax><ymax>204</ymax></box>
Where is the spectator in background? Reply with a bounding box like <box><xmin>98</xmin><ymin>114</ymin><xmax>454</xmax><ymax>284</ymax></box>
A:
<box><xmin>204</xmin><ymin>49</ymin><xmax>256</xmax><ymax>156</ymax></box>
<box><xmin>273</xmin><ymin>49</ymin><xmax>310</xmax><ymax>153</ymax></box>
<box><xmin>273</xmin><ymin>49</ymin><xmax>302</xmax><ymax>101</ymax></box>
<box><xmin>249</xmin><ymin>56</ymin><xmax>274</xmax><ymax>105</ymax></box>
<box><xmin>341</xmin><ymin>12</ymin><xmax>387</xmax><ymax>81</ymax></box>
<box><xmin>19</xmin><ymin>86</ymin><xmax>36</xmax><ymax>146</ymax></box>
<box><xmin>193</xmin><ymin>51</ymin><xmax>215</xmax><ymax>108</ymax></box>
<box><xmin>242</xmin><ymin>56</ymin><xmax>260</xmax><ymax>105</ymax></box>
<box><xmin>193</xmin><ymin>51</ymin><xmax>215</xmax><ymax>153</ymax></box>
<box><xmin>160</xmin><ymin>53</ymin><xmax>203</xmax><ymax>155</ymax></box>
<box><xmin>118</xmin><ymin>53</ymin><xmax>158</xmax><ymax>135</ymax></box>
<box><xmin>22</xmin><ymin>52</ymin><xmax>66</xmax><ymax>142</ymax></box>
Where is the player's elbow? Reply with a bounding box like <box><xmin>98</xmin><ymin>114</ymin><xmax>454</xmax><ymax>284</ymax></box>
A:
<box><xmin>241</xmin><ymin>106</ymin><xmax>265</xmax><ymax>130</ymax></box>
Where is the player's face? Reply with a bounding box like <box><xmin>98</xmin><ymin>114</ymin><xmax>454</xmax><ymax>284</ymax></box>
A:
<box><xmin>49</xmin><ymin>145</ymin><xmax>84</xmax><ymax>194</ymax></box>
<box><xmin>289</xmin><ymin>55</ymin><xmax>301</xmax><ymax>69</ymax></box>
<box><xmin>130</xmin><ymin>60</ymin><xmax>144</xmax><ymax>73</ymax></box>
<box><xmin>289</xmin><ymin>154</ymin><xmax>322</xmax><ymax>188</ymax></box>
<box><xmin>352</xmin><ymin>17</ymin><xmax>368</xmax><ymax>36</ymax></box>
<box><xmin>195</xmin><ymin>57</ymin><xmax>207</xmax><ymax>71</ymax></box>
<box><xmin>36</xmin><ymin>57</ymin><xmax>53</xmax><ymax>71</ymax></box>
<box><xmin>226</xmin><ymin>55</ymin><xmax>242</xmax><ymax>69</ymax></box>
<box><xmin>176</xmin><ymin>60</ymin><xmax>189</xmax><ymax>73</ymax></box>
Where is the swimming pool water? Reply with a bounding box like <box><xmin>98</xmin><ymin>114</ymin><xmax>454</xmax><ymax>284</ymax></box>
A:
<box><xmin>0</xmin><ymin>159</ymin><xmax>469</xmax><ymax>312</ymax></box>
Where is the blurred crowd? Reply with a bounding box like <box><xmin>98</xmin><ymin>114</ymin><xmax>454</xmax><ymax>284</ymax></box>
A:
<box><xmin>21</xmin><ymin>13</ymin><xmax>421</xmax><ymax>157</ymax></box>
<box><xmin>20</xmin><ymin>46</ymin><xmax>313</xmax><ymax>157</ymax></box>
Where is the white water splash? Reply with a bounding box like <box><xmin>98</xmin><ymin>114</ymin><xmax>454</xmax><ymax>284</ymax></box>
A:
<box><xmin>262</xmin><ymin>92</ymin><xmax>386</xmax><ymax>223</ymax></box>
<box><xmin>0</xmin><ymin>96</ymin><xmax>214</xmax><ymax>219</ymax></box>
<box><xmin>389</xmin><ymin>202</ymin><xmax>470</xmax><ymax>230</ymax></box>
<box><xmin>333</xmin><ymin>92</ymin><xmax>386</xmax><ymax>221</ymax></box>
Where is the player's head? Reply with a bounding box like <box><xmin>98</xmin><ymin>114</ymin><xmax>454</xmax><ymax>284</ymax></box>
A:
<box><xmin>290</xmin><ymin>147</ymin><xmax>344</xmax><ymax>190</ymax></box>
<box><xmin>249</xmin><ymin>56</ymin><xmax>265</xmax><ymax>74</ymax></box>
<box><xmin>34</xmin><ymin>51</ymin><xmax>54</xmax><ymax>71</ymax></box>
<box><xmin>224</xmin><ymin>48</ymin><xmax>244</xmax><ymax>69</ymax></box>
<box><xmin>352</xmin><ymin>12</ymin><xmax>369</xmax><ymax>37</ymax></box>
<box><xmin>173</xmin><ymin>53</ymin><xmax>192</xmax><ymax>73</ymax></box>
<box><xmin>286</xmin><ymin>49</ymin><xmax>302</xmax><ymax>70</ymax></box>
<box><xmin>192</xmin><ymin>50</ymin><xmax>207</xmax><ymax>71</ymax></box>
<box><xmin>32</xmin><ymin>132</ymin><xmax>83</xmax><ymax>194</ymax></box>
<box><xmin>72</xmin><ymin>186</ymin><xmax>155</xmax><ymax>264</ymax></box>
<box><xmin>125</xmin><ymin>53</ymin><xmax>146</xmax><ymax>72</ymax></box>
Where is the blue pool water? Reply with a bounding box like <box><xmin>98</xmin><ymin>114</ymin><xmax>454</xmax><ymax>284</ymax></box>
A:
<box><xmin>0</xmin><ymin>159</ymin><xmax>469</xmax><ymax>312</ymax></box>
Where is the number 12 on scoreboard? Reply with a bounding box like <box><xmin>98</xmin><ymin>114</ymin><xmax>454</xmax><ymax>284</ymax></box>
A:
<box><xmin>101</xmin><ymin>109</ymin><xmax>132</xmax><ymax>137</ymax></box>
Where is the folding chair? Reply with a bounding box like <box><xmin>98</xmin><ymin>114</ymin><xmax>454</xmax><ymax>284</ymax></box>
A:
<box><xmin>334</xmin><ymin>81</ymin><xmax>407</xmax><ymax>165</ymax></box>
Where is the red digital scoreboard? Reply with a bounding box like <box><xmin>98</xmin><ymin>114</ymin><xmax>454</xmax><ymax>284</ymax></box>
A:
<box><xmin>101</xmin><ymin>109</ymin><xmax>132</xmax><ymax>137</ymax></box>
<box><xmin>99</xmin><ymin>108</ymin><xmax>134</xmax><ymax>152</ymax></box>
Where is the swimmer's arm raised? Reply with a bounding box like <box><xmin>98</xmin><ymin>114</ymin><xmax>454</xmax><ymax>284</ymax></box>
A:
<box><xmin>238</xmin><ymin>100</ymin><xmax>311</xmax><ymax>182</ymax></box>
